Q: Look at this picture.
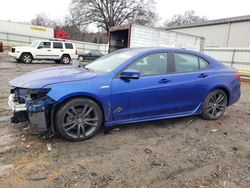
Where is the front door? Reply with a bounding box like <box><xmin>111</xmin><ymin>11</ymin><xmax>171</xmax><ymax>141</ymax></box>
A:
<box><xmin>111</xmin><ymin>52</ymin><xmax>174</xmax><ymax>121</ymax></box>
<box><xmin>35</xmin><ymin>41</ymin><xmax>53</xmax><ymax>59</ymax></box>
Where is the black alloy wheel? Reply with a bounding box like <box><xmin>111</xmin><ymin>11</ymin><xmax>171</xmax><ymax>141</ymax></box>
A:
<box><xmin>202</xmin><ymin>89</ymin><xmax>228</xmax><ymax>120</ymax></box>
<box><xmin>56</xmin><ymin>98</ymin><xmax>103</xmax><ymax>141</ymax></box>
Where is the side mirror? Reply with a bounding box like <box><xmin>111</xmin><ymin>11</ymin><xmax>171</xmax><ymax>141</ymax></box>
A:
<box><xmin>120</xmin><ymin>69</ymin><xmax>140</xmax><ymax>79</ymax></box>
<box><xmin>37</xmin><ymin>46</ymin><xmax>43</xmax><ymax>49</ymax></box>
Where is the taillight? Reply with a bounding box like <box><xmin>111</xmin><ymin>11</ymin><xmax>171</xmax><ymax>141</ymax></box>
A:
<box><xmin>75</xmin><ymin>50</ymin><xmax>77</xmax><ymax>55</ymax></box>
<box><xmin>235</xmin><ymin>72</ymin><xmax>241</xmax><ymax>80</ymax></box>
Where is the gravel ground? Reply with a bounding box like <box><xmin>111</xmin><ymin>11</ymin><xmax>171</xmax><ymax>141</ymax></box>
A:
<box><xmin>0</xmin><ymin>53</ymin><xmax>249</xmax><ymax>188</ymax></box>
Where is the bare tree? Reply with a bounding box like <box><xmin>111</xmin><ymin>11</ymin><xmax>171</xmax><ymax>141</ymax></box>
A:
<box><xmin>70</xmin><ymin>0</ymin><xmax>158</xmax><ymax>32</ymax></box>
<box><xmin>31</xmin><ymin>13</ymin><xmax>63</xmax><ymax>28</ymax></box>
<box><xmin>31</xmin><ymin>13</ymin><xmax>52</xmax><ymax>27</ymax></box>
<box><xmin>134</xmin><ymin>0</ymin><xmax>159</xmax><ymax>26</ymax></box>
<box><xmin>164</xmin><ymin>10</ymin><xmax>207</xmax><ymax>28</ymax></box>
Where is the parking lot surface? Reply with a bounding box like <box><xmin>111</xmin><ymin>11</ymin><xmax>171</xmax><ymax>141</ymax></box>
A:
<box><xmin>0</xmin><ymin>53</ymin><xmax>250</xmax><ymax>188</ymax></box>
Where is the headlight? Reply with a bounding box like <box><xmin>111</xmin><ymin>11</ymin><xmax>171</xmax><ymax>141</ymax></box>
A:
<box><xmin>30</xmin><ymin>88</ymin><xmax>51</xmax><ymax>101</ymax></box>
<box><xmin>12</xmin><ymin>88</ymin><xmax>51</xmax><ymax>103</ymax></box>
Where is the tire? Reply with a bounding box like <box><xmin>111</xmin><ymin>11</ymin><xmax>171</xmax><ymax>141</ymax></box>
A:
<box><xmin>202</xmin><ymin>89</ymin><xmax>228</xmax><ymax>120</ymax></box>
<box><xmin>20</xmin><ymin>53</ymin><xmax>33</xmax><ymax>63</ymax></box>
<box><xmin>60</xmin><ymin>55</ymin><xmax>71</xmax><ymax>64</ymax></box>
<box><xmin>78</xmin><ymin>56</ymin><xmax>85</xmax><ymax>62</ymax></box>
<box><xmin>55</xmin><ymin>98</ymin><xmax>103</xmax><ymax>141</ymax></box>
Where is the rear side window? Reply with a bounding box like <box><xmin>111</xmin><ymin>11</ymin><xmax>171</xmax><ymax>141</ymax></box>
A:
<box><xmin>174</xmin><ymin>53</ymin><xmax>209</xmax><ymax>73</ymax></box>
<box><xmin>65</xmin><ymin>43</ymin><xmax>73</xmax><ymax>49</ymax></box>
<box><xmin>53</xmin><ymin>42</ymin><xmax>63</xmax><ymax>49</ymax></box>
<box><xmin>199</xmin><ymin>58</ymin><xmax>209</xmax><ymax>69</ymax></box>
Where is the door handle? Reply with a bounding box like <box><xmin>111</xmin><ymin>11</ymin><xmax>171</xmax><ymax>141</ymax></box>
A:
<box><xmin>159</xmin><ymin>79</ymin><xmax>171</xmax><ymax>84</ymax></box>
<box><xmin>47</xmin><ymin>50</ymin><xmax>51</xmax><ymax>51</ymax></box>
<box><xmin>60</xmin><ymin>50</ymin><xmax>64</xmax><ymax>52</ymax></box>
<box><xmin>198</xmin><ymin>73</ymin><xmax>208</xmax><ymax>78</ymax></box>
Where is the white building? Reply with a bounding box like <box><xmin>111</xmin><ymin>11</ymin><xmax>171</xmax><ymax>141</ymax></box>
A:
<box><xmin>168</xmin><ymin>15</ymin><xmax>250</xmax><ymax>48</ymax></box>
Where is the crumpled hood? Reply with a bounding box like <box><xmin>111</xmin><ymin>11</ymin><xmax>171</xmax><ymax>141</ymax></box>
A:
<box><xmin>9</xmin><ymin>66</ymin><xmax>98</xmax><ymax>89</ymax></box>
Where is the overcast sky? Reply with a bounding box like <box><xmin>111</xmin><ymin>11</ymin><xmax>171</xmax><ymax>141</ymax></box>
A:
<box><xmin>0</xmin><ymin>0</ymin><xmax>250</xmax><ymax>28</ymax></box>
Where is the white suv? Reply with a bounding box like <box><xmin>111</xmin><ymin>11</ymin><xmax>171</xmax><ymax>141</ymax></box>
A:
<box><xmin>8</xmin><ymin>40</ymin><xmax>78</xmax><ymax>64</ymax></box>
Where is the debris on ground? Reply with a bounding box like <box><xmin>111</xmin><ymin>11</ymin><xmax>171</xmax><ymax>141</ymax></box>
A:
<box><xmin>47</xmin><ymin>143</ymin><xmax>52</xmax><ymax>151</ymax></box>
<box><xmin>27</xmin><ymin>175</ymin><xmax>47</xmax><ymax>181</ymax></box>
<box><xmin>210</xmin><ymin>129</ymin><xmax>218</xmax><ymax>132</ymax></box>
<box><xmin>150</xmin><ymin>161</ymin><xmax>161</xmax><ymax>167</ymax></box>
<box><xmin>186</xmin><ymin>119</ymin><xmax>193</xmax><ymax>126</ymax></box>
<box><xmin>91</xmin><ymin>172</ymin><xmax>97</xmax><ymax>177</ymax></box>
<box><xmin>144</xmin><ymin>148</ymin><xmax>152</xmax><ymax>154</ymax></box>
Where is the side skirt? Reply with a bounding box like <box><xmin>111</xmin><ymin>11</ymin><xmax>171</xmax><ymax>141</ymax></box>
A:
<box><xmin>105</xmin><ymin>103</ymin><xmax>203</xmax><ymax>127</ymax></box>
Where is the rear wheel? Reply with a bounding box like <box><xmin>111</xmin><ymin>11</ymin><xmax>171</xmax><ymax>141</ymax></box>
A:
<box><xmin>202</xmin><ymin>89</ymin><xmax>228</xmax><ymax>120</ymax></box>
<box><xmin>61</xmin><ymin>55</ymin><xmax>71</xmax><ymax>64</ymax></box>
<box><xmin>55</xmin><ymin>98</ymin><xmax>103</xmax><ymax>141</ymax></box>
<box><xmin>20</xmin><ymin>53</ymin><xmax>33</xmax><ymax>63</ymax></box>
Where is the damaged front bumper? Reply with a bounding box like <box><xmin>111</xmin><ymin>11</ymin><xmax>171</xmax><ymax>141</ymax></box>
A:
<box><xmin>8</xmin><ymin>93</ymin><xmax>54</xmax><ymax>133</ymax></box>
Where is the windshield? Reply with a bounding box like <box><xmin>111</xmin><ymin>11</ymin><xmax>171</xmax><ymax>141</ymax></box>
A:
<box><xmin>30</xmin><ymin>41</ymin><xmax>40</xmax><ymax>48</ymax></box>
<box><xmin>85</xmin><ymin>49</ymin><xmax>142</xmax><ymax>73</ymax></box>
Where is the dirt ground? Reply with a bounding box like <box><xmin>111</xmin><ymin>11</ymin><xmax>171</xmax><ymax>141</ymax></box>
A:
<box><xmin>0</xmin><ymin>53</ymin><xmax>249</xmax><ymax>188</ymax></box>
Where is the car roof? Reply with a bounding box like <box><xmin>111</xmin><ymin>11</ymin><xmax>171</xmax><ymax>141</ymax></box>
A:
<box><xmin>34</xmin><ymin>39</ymin><xmax>73</xmax><ymax>43</ymax></box>
<box><xmin>119</xmin><ymin>47</ymin><xmax>216</xmax><ymax>62</ymax></box>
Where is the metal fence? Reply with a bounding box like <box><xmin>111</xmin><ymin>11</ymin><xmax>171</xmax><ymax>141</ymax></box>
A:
<box><xmin>0</xmin><ymin>32</ymin><xmax>109</xmax><ymax>54</ymax></box>
<box><xmin>204</xmin><ymin>48</ymin><xmax>250</xmax><ymax>78</ymax></box>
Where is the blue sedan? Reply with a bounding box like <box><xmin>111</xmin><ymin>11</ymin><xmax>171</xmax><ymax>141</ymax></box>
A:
<box><xmin>8</xmin><ymin>48</ymin><xmax>241</xmax><ymax>141</ymax></box>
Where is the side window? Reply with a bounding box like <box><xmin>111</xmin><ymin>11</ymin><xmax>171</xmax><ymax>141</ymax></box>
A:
<box><xmin>53</xmin><ymin>42</ymin><xmax>63</xmax><ymax>49</ymax></box>
<box><xmin>174</xmin><ymin>53</ymin><xmax>199</xmax><ymax>72</ymax></box>
<box><xmin>38</xmin><ymin>42</ymin><xmax>51</xmax><ymax>49</ymax></box>
<box><xmin>199</xmin><ymin>58</ymin><xmax>209</xmax><ymax>69</ymax></box>
<box><xmin>128</xmin><ymin>53</ymin><xmax>168</xmax><ymax>76</ymax></box>
<box><xmin>65</xmin><ymin>43</ymin><xmax>73</xmax><ymax>49</ymax></box>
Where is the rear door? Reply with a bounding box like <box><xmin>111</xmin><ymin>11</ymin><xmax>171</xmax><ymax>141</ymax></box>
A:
<box><xmin>52</xmin><ymin>42</ymin><xmax>64</xmax><ymax>59</ymax></box>
<box><xmin>64</xmin><ymin>43</ymin><xmax>75</xmax><ymax>57</ymax></box>
<box><xmin>165</xmin><ymin>52</ymin><xmax>210</xmax><ymax>113</ymax></box>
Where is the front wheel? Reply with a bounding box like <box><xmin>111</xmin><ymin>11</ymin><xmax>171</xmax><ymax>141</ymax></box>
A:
<box><xmin>20</xmin><ymin>53</ymin><xmax>33</xmax><ymax>63</ymax></box>
<box><xmin>55</xmin><ymin>98</ymin><xmax>103</xmax><ymax>141</ymax></box>
<box><xmin>202</xmin><ymin>89</ymin><xmax>228</xmax><ymax>120</ymax></box>
<box><xmin>78</xmin><ymin>56</ymin><xmax>85</xmax><ymax>62</ymax></box>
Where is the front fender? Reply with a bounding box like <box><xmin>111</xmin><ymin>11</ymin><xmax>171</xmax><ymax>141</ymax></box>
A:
<box><xmin>45</xmin><ymin>78</ymin><xmax>112</xmax><ymax>122</ymax></box>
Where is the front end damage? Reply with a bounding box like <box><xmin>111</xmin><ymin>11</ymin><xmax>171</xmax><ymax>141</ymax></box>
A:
<box><xmin>8</xmin><ymin>88</ymin><xmax>55</xmax><ymax>133</ymax></box>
